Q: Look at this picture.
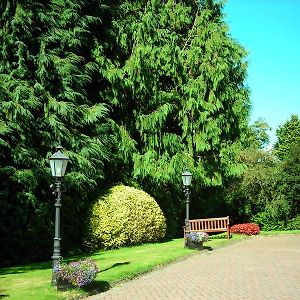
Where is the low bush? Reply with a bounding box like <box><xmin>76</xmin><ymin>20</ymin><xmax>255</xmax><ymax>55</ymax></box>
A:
<box><xmin>54</xmin><ymin>259</ymin><xmax>99</xmax><ymax>287</ymax></box>
<box><xmin>230</xmin><ymin>223</ymin><xmax>260</xmax><ymax>235</ymax></box>
<box><xmin>252</xmin><ymin>211</ymin><xmax>286</xmax><ymax>231</ymax></box>
<box><xmin>85</xmin><ymin>185</ymin><xmax>166</xmax><ymax>250</ymax></box>
<box><xmin>251</xmin><ymin>197</ymin><xmax>291</xmax><ymax>231</ymax></box>
<box><xmin>287</xmin><ymin>215</ymin><xmax>300</xmax><ymax>230</ymax></box>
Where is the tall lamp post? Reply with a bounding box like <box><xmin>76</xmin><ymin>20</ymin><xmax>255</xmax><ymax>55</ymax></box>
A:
<box><xmin>49</xmin><ymin>146</ymin><xmax>69</xmax><ymax>286</ymax></box>
<box><xmin>182</xmin><ymin>169</ymin><xmax>192</xmax><ymax>236</ymax></box>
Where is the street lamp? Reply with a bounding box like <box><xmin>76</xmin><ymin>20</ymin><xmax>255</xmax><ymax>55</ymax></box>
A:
<box><xmin>182</xmin><ymin>169</ymin><xmax>192</xmax><ymax>236</ymax></box>
<box><xmin>49</xmin><ymin>146</ymin><xmax>69</xmax><ymax>286</ymax></box>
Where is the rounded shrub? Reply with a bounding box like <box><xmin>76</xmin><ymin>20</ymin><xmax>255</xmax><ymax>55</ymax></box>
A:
<box><xmin>230</xmin><ymin>223</ymin><xmax>260</xmax><ymax>235</ymax></box>
<box><xmin>85</xmin><ymin>185</ymin><xmax>166</xmax><ymax>250</ymax></box>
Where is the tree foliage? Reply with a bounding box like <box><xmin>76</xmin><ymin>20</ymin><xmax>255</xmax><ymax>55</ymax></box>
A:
<box><xmin>1</xmin><ymin>0</ymin><xmax>253</xmax><ymax>265</ymax></box>
<box><xmin>225</xmin><ymin>116</ymin><xmax>300</xmax><ymax>230</ymax></box>
<box><xmin>274</xmin><ymin>114</ymin><xmax>300</xmax><ymax>159</ymax></box>
<box><xmin>109</xmin><ymin>0</ymin><xmax>249</xmax><ymax>181</ymax></box>
<box><xmin>0</xmin><ymin>0</ymin><xmax>112</xmax><ymax>266</ymax></box>
<box><xmin>224</xmin><ymin>149</ymin><xmax>278</xmax><ymax>222</ymax></box>
<box><xmin>278</xmin><ymin>141</ymin><xmax>300</xmax><ymax>217</ymax></box>
<box><xmin>100</xmin><ymin>0</ymin><xmax>250</xmax><ymax>229</ymax></box>
<box><xmin>274</xmin><ymin>115</ymin><xmax>300</xmax><ymax>218</ymax></box>
<box><xmin>244</xmin><ymin>118</ymin><xmax>271</xmax><ymax>149</ymax></box>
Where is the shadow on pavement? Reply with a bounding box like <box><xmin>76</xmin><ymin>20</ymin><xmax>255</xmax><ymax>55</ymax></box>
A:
<box><xmin>203</xmin><ymin>246</ymin><xmax>213</xmax><ymax>251</ymax></box>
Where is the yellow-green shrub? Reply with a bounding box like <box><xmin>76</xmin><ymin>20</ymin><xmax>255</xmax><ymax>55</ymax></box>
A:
<box><xmin>85</xmin><ymin>185</ymin><xmax>166</xmax><ymax>250</ymax></box>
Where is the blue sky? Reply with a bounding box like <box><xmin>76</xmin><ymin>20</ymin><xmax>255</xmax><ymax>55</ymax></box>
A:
<box><xmin>224</xmin><ymin>0</ymin><xmax>300</xmax><ymax>145</ymax></box>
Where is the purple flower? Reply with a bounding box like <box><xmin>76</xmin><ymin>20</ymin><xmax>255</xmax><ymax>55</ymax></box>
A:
<box><xmin>186</xmin><ymin>232</ymin><xmax>209</xmax><ymax>243</ymax></box>
<box><xmin>55</xmin><ymin>259</ymin><xmax>99</xmax><ymax>287</ymax></box>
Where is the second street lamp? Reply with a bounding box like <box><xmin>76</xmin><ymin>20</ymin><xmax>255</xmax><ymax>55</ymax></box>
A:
<box><xmin>182</xmin><ymin>169</ymin><xmax>192</xmax><ymax>237</ymax></box>
<box><xmin>49</xmin><ymin>146</ymin><xmax>69</xmax><ymax>286</ymax></box>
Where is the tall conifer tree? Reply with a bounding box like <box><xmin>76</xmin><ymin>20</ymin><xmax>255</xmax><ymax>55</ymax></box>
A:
<box><xmin>0</xmin><ymin>0</ymin><xmax>112</xmax><ymax>265</ymax></box>
<box><xmin>101</xmin><ymin>0</ymin><xmax>250</xmax><ymax>227</ymax></box>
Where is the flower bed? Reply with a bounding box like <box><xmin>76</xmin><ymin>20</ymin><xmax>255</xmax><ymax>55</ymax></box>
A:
<box><xmin>54</xmin><ymin>259</ymin><xmax>99</xmax><ymax>288</ymax></box>
<box><xmin>230</xmin><ymin>223</ymin><xmax>260</xmax><ymax>235</ymax></box>
<box><xmin>185</xmin><ymin>232</ymin><xmax>209</xmax><ymax>249</ymax></box>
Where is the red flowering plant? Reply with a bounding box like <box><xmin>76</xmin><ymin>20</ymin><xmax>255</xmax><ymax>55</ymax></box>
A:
<box><xmin>230</xmin><ymin>223</ymin><xmax>260</xmax><ymax>235</ymax></box>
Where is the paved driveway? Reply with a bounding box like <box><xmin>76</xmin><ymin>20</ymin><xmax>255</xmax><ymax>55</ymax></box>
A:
<box><xmin>87</xmin><ymin>235</ymin><xmax>300</xmax><ymax>300</ymax></box>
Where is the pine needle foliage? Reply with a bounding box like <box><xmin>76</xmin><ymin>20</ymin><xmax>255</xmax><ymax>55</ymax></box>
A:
<box><xmin>0</xmin><ymin>0</ymin><xmax>252</xmax><ymax>263</ymax></box>
<box><xmin>100</xmin><ymin>0</ymin><xmax>250</xmax><ymax>228</ymax></box>
<box><xmin>0</xmin><ymin>0</ymin><xmax>113</xmax><ymax>266</ymax></box>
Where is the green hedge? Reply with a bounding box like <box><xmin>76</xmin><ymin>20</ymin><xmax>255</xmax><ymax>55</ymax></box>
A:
<box><xmin>85</xmin><ymin>185</ymin><xmax>166</xmax><ymax>250</ymax></box>
<box><xmin>287</xmin><ymin>215</ymin><xmax>300</xmax><ymax>230</ymax></box>
<box><xmin>253</xmin><ymin>213</ymin><xmax>300</xmax><ymax>231</ymax></box>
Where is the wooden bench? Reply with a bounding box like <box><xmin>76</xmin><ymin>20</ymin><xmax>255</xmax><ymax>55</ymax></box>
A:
<box><xmin>184</xmin><ymin>216</ymin><xmax>230</xmax><ymax>239</ymax></box>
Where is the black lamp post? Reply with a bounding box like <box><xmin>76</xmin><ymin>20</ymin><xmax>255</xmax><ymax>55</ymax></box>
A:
<box><xmin>49</xmin><ymin>146</ymin><xmax>69</xmax><ymax>286</ymax></box>
<box><xmin>182</xmin><ymin>169</ymin><xmax>192</xmax><ymax>234</ymax></box>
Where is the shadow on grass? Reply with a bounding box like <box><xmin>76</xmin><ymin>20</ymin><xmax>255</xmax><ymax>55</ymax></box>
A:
<box><xmin>100</xmin><ymin>261</ymin><xmax>130</xmax><ymax>273</ymax></box>
<box><xmin>154</xmin><ymin>237</ymin><xmax>174</xmax><ymax>243</ymax></box>
<box><xmin>80</xmin><ymin>261</ymin><xmax>131</xmax><ymax>295</ymax></box>
<box><xmin>82</xmin><ymin>280</ymin><xmax>111</xmax><ymax>295</ymax></box>
<box><xmin>56</xmin><ymin>280</ymin><xmax>111</xmax><ymax>295</ymax></box>
<box><xmin>56</xmin><ymin>262</ymin><xmax>130</xmax><ymax>295</ymax></box>
<box><xmin>0</xmin><ymin>289</ymin><xmax>9</xmax><ymax>298</ymax></box>
<box><xmin>0</xmin><ymin>261</ymin><xmax>51</xmax><ymax>275</ymax></box>
<box><xmin>208</xmin><ymin>234</ymin><xmax>228</xmax><ymax>239</ymax></box>
<box><xmin>0</xmin><ymin>254</ymin><xmax>128</xmax><ymax>276</ymax></box>
<box><xmin>0</xmin><ymin>255</ymin><xmax>129</xmax><ymax>277</ymax></box>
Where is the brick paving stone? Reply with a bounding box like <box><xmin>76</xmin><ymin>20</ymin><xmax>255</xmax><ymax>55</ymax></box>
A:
<box><xmin>86</xmin><ymin>235</ymin><xmax>300</xmax><ymax>300</ymax></box>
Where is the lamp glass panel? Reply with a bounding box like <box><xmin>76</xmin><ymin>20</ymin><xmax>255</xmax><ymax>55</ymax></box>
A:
<box><xmin>182</xmin><ymin>172</ymin><xmax>192</xmax><ymax>186</ymax></box>
<box><xmin>55</xmin><ymin>159</ymin><xmax>64</xmax><ymax>177</ymax></box>
<box><xmin>61</xmin><ymin>159</ymin><xmax>68</xmax><ymax>177</ymax></box>
<box><xmin>50</xmin><ymin>159</ymin><xmax>56</xmax><ymax>177</ymax></box>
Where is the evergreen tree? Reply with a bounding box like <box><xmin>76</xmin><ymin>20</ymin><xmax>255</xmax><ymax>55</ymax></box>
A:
<box><xmin>275</xmin><ymin>116</ymin><xmax>300</xmax><ymax>217</ymax></box>
<box><xmin>279</xmin><ymin>141</ymin><xmax>300</xmax><ymax>217</ymax></box>
<box><xmin>274</xmin><ymin>114</ymin><xmax>300</xmax><ymax>159</ymax></box>
<box><xmin>0</xmin><ymin>0</ymin><xmax>112</xmax><ymax>265</ymax></box>
<box><xmin>0</xmin><ymin>0</ymin><xmax>252</xmax><ymax>263</ymax></box>
<box><xmin>224</xmin><ymin>116</ymin><xmax>300</xmax><ymax>228</ymax></box>
<box><xmin>100</xmin><ymin>0</ymin><xmax>250</xmax><ymax>229</ymax></box>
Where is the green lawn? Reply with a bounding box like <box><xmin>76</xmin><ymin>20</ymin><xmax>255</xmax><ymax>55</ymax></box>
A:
<box><xmin>260</xmin><ymin>229</ymin><xmax>300</xmax><ymax>235</ymax></box>
<box><xmin>0</xmin><ymin>233</ymin><xmax>263</xmax><ymax>300</ymax></box>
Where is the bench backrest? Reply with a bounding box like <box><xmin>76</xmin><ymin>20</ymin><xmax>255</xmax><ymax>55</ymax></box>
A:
<box><xmin>189</xmin><ymin>216</ymin><xmax>229</xmax><ymax>232</ymax></box>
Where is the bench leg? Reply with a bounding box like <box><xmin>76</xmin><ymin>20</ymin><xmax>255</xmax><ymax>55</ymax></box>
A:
<box><xmin>227</xmin><ymin>228</ymin><xmax>230</xmax><ymax>239</ymax></box>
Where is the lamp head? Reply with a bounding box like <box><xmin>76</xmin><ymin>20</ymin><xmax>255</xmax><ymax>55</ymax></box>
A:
<box><xmin>49</xmin><ymin>146</ymin><xmax>69</xmax><ymax>178</ymax></box>
<box><xmin>182</xmin><ymin>169</ymin><xmax>192</xmax><ymax>186</ymax></box>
